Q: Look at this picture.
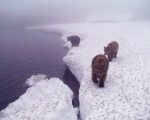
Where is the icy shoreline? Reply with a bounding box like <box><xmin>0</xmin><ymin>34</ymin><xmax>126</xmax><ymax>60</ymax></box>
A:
<box><xmin>37</xmin><ymin>21</ymin><xmax>150</xmax><ymax>120</ymax></box>
<box><xmin>1</xmin><ymin>21</ymin><xmax>150</xmax><ymax>120</ymax></box>
<box><xmin>0</xmin><ymin>77</ymin><xmax>77</xmax><ymax>120</ymax></box>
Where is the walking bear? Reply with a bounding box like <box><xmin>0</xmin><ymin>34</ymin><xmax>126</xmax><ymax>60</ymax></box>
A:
<box><xmin>67</xmin><ymin>35</ymin><xmax>80</xmax><ymax>46</ymax></box>
<box><xmin>104</xmin><ymin>41</ymin><xmax>119</xmax><ymax>62</ymax></box>
<box><xmin>92</xmin><ymin>54</ymin><xmax>109</xmax><ymax>88</ymax></box>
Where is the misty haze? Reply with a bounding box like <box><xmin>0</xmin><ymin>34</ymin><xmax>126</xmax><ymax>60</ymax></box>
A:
<box><xmin>0</xmin><ymin>0</ymin><xmax>150</xmax><ymax>120</ymax></box>
<box><xmin>0</xmin><ymin>0</ymin><xmax>150</xmax><ymax>26</ymax></box>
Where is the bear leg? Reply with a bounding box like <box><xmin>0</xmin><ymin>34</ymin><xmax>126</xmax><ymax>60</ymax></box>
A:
<box><xmin>98</xmin><ymin>74</ymin><xmax>107</xmax><ymax>88</ymax></box>
<box><xmin>92</xmin><ymin>72</ymin><xmax>97</xmax><ymax>83</ymax></box>
<box><xmin>108</xmin><ymin>55</ymin><xmax>112</xmax><ymax>62</ymax></box>
<box><xmin>98</xmin><ymin>79</ymin><xmax>104</xmax><ymax>88</ymax></box>
<box><xmin>114</xmin><ymin>52</ymin><xmax>117</xmax><ymax>58</ymax></box>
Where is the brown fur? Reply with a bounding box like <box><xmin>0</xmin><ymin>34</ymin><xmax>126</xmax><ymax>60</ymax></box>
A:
<box><xmin>91</xmin><ymin>54</ymin><xmax>109</xmax><ymax>88</ymax></box>
<box><xmin>67</xmin><ymin>35</ymin><xmax>80</xmax><ymax>46</ymax></box>
<box><xmin>104</xmin><ymin>41</ymin><xmax>119</xmax><ymax>62</ymax></box>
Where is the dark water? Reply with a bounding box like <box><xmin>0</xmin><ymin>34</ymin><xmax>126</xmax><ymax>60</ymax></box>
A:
<box><xmin>63</xmin><ymin>67</ymin><xmax>80</xmax><ymax>107</ymax></box>
<box><xmin>0</xmin><ymin>26</ymin><xmax>79</xmax><ymax>110</ymax></box>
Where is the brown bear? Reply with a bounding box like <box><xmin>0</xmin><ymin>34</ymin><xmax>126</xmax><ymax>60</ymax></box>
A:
<box><xmin>91</xmin><ymin>54</ymin><xmax>109</xmax><ymax>88</ymax></box>
<box><xmin>67</xmin><ymin>35</ymin><xmax>80</xmax><ymax>46</ymax></box>
<box><xmin>104</xmin><ymin>41</ymin><xmax>119</xmax><ymax>62</ymax></box>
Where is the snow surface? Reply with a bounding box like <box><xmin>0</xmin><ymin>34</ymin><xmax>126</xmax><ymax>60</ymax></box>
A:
<box><xmin>0</xmin><ymin>76</ymin><xmax>77</xmax><ymax>120</ymax></box>
<box><xmin>26</xmin><ymin>74</ymin><xmax>47</xmax><ymax>86</ymax></box>
<box><xmin>38</xmin><ymin>21</ymin><xmax>150</xmax><ymax>120</ymax></box>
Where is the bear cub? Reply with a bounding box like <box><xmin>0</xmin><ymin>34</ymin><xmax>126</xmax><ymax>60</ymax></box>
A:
<box><xmin>104</xmin><ymin>41</ymin><xmax>119</xmax><ymax>62</ymax></box>
<box><xmin>67</xmin><ymin>35</ymin><xmax>80</xmax><ymax>46</ymax></box>
<box><xmin>92</xmin><ymin>54</ymin><xmax>109</xmax><ymax>88</ymax></box>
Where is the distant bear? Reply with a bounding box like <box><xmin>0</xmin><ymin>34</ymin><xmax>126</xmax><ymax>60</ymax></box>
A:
<box><xmin>91</xmin><ymin>54</ymin><xmax>109</xmax><ymax>88</ymax></box>
<box><xmin>104</xmin><ymin>41</ymin><xmax>119</xmax><ymax>62</ymax></box>
<box><xmin>67</xmin><ymin>35</ymin><xmax>80</xmax><ymax>46</ymax></box>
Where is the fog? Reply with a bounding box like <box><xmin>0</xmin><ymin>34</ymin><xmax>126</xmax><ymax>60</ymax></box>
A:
<box><xmin>0</xmin><ymin>0</ymin><xmax>150</xmax><ymax>26</ymax></box>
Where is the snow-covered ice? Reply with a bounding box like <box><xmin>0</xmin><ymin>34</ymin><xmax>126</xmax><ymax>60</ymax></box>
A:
<box><xmin>0</xmin><ymin>76</ymin><xmax>77</xmax><ymax>120</ymax></box>
<box><xmin>5</xmin><ymin>21</ymin><xmax>150</xmax><ymax>120</ymax></box>
<box><xmin>26</xmin><ymin>74</ymin><xmax>47</xmax><ymax>86</ymax></box>
<box><xmin>38</xmin><ymin>21</ymin><xmax>150</xmax><ymax>120</ymax></box>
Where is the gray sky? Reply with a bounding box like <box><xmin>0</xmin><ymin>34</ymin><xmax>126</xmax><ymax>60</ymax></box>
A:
<box><xmin>0</xmin><ymin>0</ymin><xmax>150</xmax><ymax>24</ymax></box>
